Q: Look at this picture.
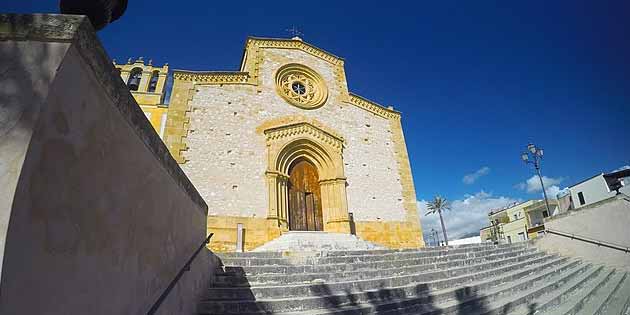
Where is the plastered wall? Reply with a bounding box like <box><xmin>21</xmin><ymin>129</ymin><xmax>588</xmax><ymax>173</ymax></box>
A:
<box><xmin>0</xmin><ymin>14</ymin><xmax>216</xmax><ymax>315</ymax></box>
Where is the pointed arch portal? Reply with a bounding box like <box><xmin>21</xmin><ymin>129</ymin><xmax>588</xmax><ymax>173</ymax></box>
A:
<box><xmin>263</xmin><ymin>119</ymin><xmax>350</xmax><ymax>233</ymax></box>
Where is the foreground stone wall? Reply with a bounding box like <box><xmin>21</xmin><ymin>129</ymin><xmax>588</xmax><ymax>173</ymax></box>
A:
<box><xmin>533</xmin><ymin>194</ymin><xmax>630</xmax><ymax>270</ymax></box>
<box><xmin>0</xmin><ymin>14</ymin><xmax>216</xmax><ymax>314</ymax></box>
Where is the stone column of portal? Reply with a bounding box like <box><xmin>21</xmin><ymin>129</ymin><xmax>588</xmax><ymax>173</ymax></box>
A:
<box><xmin>265</xmin><ymin>171</ymin><xmax>282</xmax><ymax>240</ymax></box>
<box><xmin>321</xmin><ymin>178</ymin><xmax>351</xmax><ymax>233</ymax></box>
<box><xmin>319</xmin><ymin>180</ymin><xmax>331</xmax><ymax>227</ymax></box>
<box><xmin>278</xmin><ymin>175</ymin><xmax>289</xmax><ymax>231</ymax></box>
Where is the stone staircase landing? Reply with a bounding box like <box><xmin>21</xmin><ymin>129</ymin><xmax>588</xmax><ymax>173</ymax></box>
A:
<box><xmin>251</xmin><ymin>231</ymin><xmax>385</xmax><ymax>252</ymax></box>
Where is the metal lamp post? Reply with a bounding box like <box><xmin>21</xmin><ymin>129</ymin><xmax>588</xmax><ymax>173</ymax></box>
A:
<box><xmin>431</xmin><ymin>228</ymin><xmax>441</xmax><ymax>247</ymax></box>
<box><xmin>521</xmin><ymin>143</ymin><xmax>552</xmax><ymax>215</ymax></box>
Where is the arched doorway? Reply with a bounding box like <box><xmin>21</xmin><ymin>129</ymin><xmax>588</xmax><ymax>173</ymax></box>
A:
<box><xmin>263</xmin><ymin>120</ymin><xmax>350</xmax><ymax>234</ymax></box>
<box><xmin>288</xmin><ymin>159</ymin><xmax>323</xmax><ymax>231</ymax></box>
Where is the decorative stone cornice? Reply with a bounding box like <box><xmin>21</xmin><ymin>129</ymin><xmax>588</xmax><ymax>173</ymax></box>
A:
<box><xmin>245</xmin><ymin>37</ymin><xmax>344</xmax><ymax>66</ymax></box>
<box><xmin>171</xmin><ymin>36</ymin><xmax>401</xmax><ymax>120</ymax></box>
<box><xmin>173</xmin><ymin>71</ymin><xmax>251</xmax><ymax>85</ymax></box>
<box><xmin>346</xmin><ymin>93</ymin><xmax>401</xmax><ymax>119</ymax></box>
<box><xmin>263</xmin><ymin>122</ymin><xmax>344</xmax><ymax>153</ymax></box>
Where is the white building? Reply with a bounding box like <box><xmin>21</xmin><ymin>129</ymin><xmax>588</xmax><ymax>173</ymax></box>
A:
<box><xmin>567</xmin><ymin>169</ymin><xmax>630</xmax><ymax>209</ymax></box>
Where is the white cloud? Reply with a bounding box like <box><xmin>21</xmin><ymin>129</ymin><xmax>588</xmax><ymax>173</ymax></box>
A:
<box><xmin>462</xmin><ymin>166</ymin><xmax>490</xmax><ymax>184</ymax></box>
<box><xmin>420</xmin><ymin>191</ymin><xmax>520</xmax><ymax>243</ymax></box>
<box><xmin>516</xmin><ymin>175</ymin><xmax>563</xmax><ymax>193</ymax></box>
<box><xmin>545</xmin><ymin>185</ymin><xmax>561</xmax><ymax>199</ymax></box>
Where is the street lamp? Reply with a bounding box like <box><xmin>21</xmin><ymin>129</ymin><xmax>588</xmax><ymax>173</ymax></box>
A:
<box><xmin>521</xmin><ymin>142</ymin><xmax>552</xmax><ymax>216</ymax></box>
<box><xmin>431</xmin><ymin>228</ymin><xmax>441</xmax><ymax>247</ymax></box>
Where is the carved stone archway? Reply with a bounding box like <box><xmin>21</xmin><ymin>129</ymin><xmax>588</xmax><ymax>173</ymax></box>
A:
<box><xmin>263</xmin><ymin>119</ymin><xmax>350</xmax><ymax>234</ymax></box>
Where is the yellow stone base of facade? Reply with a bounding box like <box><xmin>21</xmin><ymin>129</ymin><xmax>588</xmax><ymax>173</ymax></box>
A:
<box><xmin>207</xmin><ymin>216</ymin><xmax>270</xmax><ymax>252</ymax></box>
<box><xmin>207</xmin><ymin>215</ymin><xmax>423</xmax><ymax>252</ymax></box>
<box><xmin>354</xmin><ymin>221</ymin><xmax>424</xmax><ymax>249</ymax></box>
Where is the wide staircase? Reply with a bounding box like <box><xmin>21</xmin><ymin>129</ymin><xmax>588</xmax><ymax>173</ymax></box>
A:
<box><xmin>199</xmin><ymin>243</ymin><xmax>630</xmax><ymax>315</ymax></box>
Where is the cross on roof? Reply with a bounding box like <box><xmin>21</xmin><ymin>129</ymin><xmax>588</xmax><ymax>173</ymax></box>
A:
<box><xmin>285</xmin><ymin>25</ymin><xmax>303</xmax><ymax>38</ymax></box>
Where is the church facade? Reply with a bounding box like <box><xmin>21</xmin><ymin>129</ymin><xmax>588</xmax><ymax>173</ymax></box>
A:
<box><xmin>123</xmin><ymin>37</ymin><xmax>424</xmax><ymax>251</ymax></box>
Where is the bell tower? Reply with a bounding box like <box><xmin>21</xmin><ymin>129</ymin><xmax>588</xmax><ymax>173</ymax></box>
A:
<box><xmin>114</xmin><ymin>57</ymin><xmax>169</xmax><ymax>105</ymax></box>
<box><xmin>113</xmin><ymin>58</ymin><xmax>170</xmax><ymax>138</ymax></box>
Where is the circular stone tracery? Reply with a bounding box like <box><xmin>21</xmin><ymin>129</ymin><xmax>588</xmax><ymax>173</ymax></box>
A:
<box><xmin>275</xmin><ymin>64</ymin><xmax>328</xmax><ymax>109</ymax></box>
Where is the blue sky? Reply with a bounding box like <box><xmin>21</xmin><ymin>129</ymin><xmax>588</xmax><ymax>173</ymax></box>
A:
<box><xmin>4</xmin><ymin>1</ymin><xmax>629</xmax><ymax>238</ymax></box>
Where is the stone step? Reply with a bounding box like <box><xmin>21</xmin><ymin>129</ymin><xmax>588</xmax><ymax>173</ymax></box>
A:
<box><xmin>250</xmin><ymin>232</ymin><xmax>385</xmax><ymax>252</ymax></box>
<box><xmin>536</xmin><ymin>266</ymin><xmax>612</xmax><ymax>315</ymax></box>
<box><xmin>219</xmin><ymin>244</ymin><xmax>529</xmax><ymax>268</ymax></box>
<box><xmin>414</xmin><ymin>262</ymin><xmax>597</xmax><ymax>315</ymax></box>
<box><xmin>600</xmin><ymin>272</ymin><xmax>630</xmax><ymax>315</ymax></box>
<box><xmin>380</xmin><ymin>261</ymin><xmax>594</xmax><ymax>315</ymax></box>
<box><xmin>381</xmin><ymin>260</ymin><xmax>592</xmax><ymax>315</ymax></box>
<box><xmin>208</xmin><ymin>250</ymin><xmax>547</xmax><ymax>300</ymax></box>
<box><xmin>198</xmin><ymin>255</ymin><xmax>578</xmax><ymax>314</ymax></box>
<box><xmin>217</xmin><ymin>243</ymin><xmax>523</xmax><ymax>259</ymax></box>
<box><xmin>214</xmin><ymin>247</ymin><xmax>537</xmax><ymax>286</ymax></box>
<box><xmin>242</xmin><ymin>248</ymin><xmax>537</xmax><ymax>286</ymax></box>
<box><xmin>485</xmin><ymin>264</ymin><xmax>606</xmax><ymax>315</ymax></box>
<box><xmin>575</xmin><ymin>271</ymin><xmax>627</xmax><ymax>315</ymax></box>
<box><xmin>214</xmin><ymin>249</ymin><xmax>536</xmax><ymax>288</ymax></box>
<box><xmin>198</xmin><ymin>252</ymin><xmax>569</xmax><ymax>314</ymax></box>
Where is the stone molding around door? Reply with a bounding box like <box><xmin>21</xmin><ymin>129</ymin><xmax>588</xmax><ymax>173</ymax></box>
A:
<box><xmin>262</xmin><ymin>117</ymin><xmax>350</xmax><ymax>234</ymax></box>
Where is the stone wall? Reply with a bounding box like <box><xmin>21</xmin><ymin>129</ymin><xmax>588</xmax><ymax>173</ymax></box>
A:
<box><xmin>0</xmin><ymin>14</ymin><xmax>216</xmax><ymax>314</ymax></box>
<box><xmin>532</xmin><ymin>194</ymin><xmax>630</xmax><ymax>270</ymax></box>
<box><xmin>183</xmin><ymin>48</ymin><xmax>406</xmax><ymax>218</ymax></box>
<box><xmin>171</xmin><ymin>43</ymin><xmax>426</xmax><ymax>250</ymax></box>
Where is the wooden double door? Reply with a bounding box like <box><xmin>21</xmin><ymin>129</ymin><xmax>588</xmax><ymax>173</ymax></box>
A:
<box><xmin>288</xmin><ymin>159</ymin><xmax>324</xmax><ymax>231</ymax></box>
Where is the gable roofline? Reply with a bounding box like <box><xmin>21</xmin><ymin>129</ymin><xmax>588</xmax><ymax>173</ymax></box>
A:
<box><xmin>173</xmin><ymin>36</ymin><xmax>402</xmax><ymax>119</ymax></box>
<box><xmin>347</xmin><ymin>93</ymin><xmax>401</xmax><ymax>119</ymax></box>
<box><xmin>240</xmin><ymin>36</ymin><xmax>345</xmax><ymax>70</ymax></box>
<box><xmin>567</xmin><ymin>173</ymin><xmax>604</xmax><ymax>188</ymax></box>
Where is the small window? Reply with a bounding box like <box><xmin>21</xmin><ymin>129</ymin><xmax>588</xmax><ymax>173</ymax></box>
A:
<box><xmin>513</xmin><ymin>214</ymin><xmax>518</xmax><ymax>220</ymax></box>
<box><xmin>542</xmin><ymin>210</ymin><xmax>549</xmax><ymax>218</ymax></box>
<box><xmin>577</xmin><ymin>192</ymin><xmax>585</xmax><ymax>205</ymax></box>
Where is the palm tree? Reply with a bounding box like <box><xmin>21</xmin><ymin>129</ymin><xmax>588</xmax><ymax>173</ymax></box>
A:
<box><xmin>426</xmin><ymin>196</ymin><xmax>450</xmax><ymax>246</ymax></box>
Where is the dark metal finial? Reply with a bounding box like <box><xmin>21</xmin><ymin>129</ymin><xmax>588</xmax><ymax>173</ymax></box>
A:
<box><xmin>59</xmin><ymin>0</ymin><xmax>128</xmax><ymax>31</ymax></box>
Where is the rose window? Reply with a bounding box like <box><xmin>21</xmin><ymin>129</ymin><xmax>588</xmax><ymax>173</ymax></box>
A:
<box><xmin>275</xmin><ymin>64</ymin><xmax>328</xmax><ymax>109</ymax></box>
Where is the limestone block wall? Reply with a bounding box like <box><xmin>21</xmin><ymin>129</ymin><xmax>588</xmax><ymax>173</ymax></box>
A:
<box><xmin>182</xmin><ymin>48</ymin><xmax>406</xmax><ymax>222</ymax></box>
<box><xmin>0</xmin><ymin>14</ymin><xmax>217</xmax><ymax>315</ymax></box>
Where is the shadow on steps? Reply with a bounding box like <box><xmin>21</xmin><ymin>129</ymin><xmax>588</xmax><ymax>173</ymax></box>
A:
<box><xmin>307</xmin><ymin>281</ymin><xmax>445</xmax><ymax>314</ymax></box>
